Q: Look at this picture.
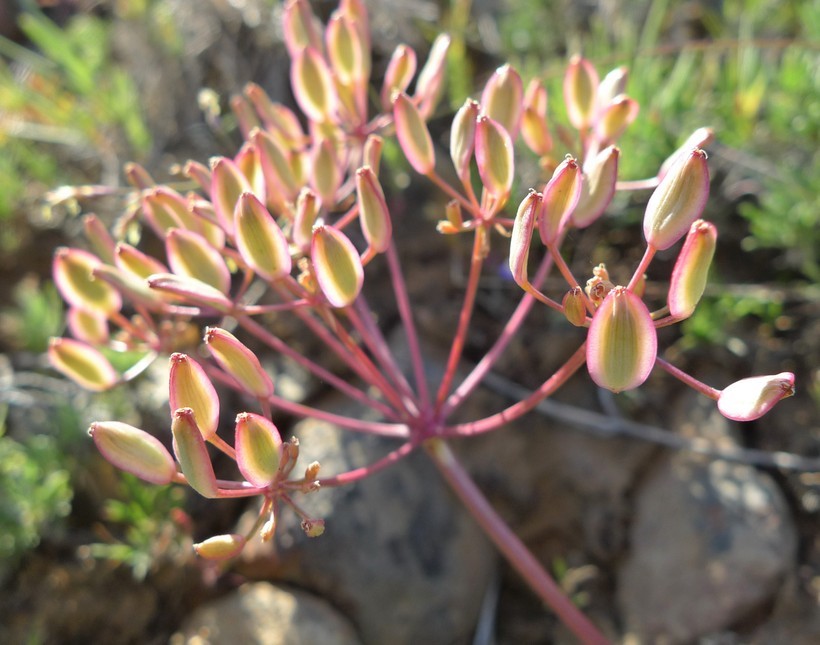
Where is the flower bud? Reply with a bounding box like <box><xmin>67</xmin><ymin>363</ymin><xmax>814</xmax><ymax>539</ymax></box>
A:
<box><xmin>480</xmin><ymin>64</ymin><xmax>524</xmax><ymax>139</ymax></box>
<box><xmin>381</xmin><ymin>44</ymin><xmax>417</xmax><ymax>111</ymax></box>
<box><xmin>245</xmin><ymin>84</ymin><xmax>307</xmax><ymax>148</ymax></box>
<box><xmin>291</xmin><ymin>47</ymin><xmax>337</xmax><ymax>123</ymax></box>
<box><xmin>194</xmin><ymin>534</ymin><xmax>246</xmax><ymax>560</ymax></box>
<box><xmin>293</xmin><ymin>188</ymin><xmax>320</xmax><ymax>252</ymax></box>
<box><xmin>235</xmin><ymin>412</ymin><xmax>282</xmax><ymax>486</ymax></box>
<box><xmin>141</xmin><ymin>187</ymin><xmax>188</xmax><ymax>236</ymax></box>
<box><xmin>521</xmin><ymin>79</ymin><xmax>552</xmax><ymax>156</ymax></box>
<box><xmin>595</xmin><ymin>95</ymin><xmax>639</xmax><ymax>142</ymax></box>
<box><xmin>450</xmin><ymin>99</ymin><xmax>479</xmax><ymax>184</ymax></box>
<box><xmin>363</xmin><ymin>134</ymin><xmax>383</xmax><ymax>173</ymax></box>
<box><xmin>509</xmin><ymin>190</ymin><xmax>541</xmax><ymax>288</ymax></box>
<box><xmin>166</xmin><ymin>228</ymin><xmax>231</xmax><ymax>295</ymax></box>
<box><xmin>586</xmin><ymin>286</ymin><xmax>657</xmax><ymax>392</ymax></box>
<box><xmin>718</xmin><ymin>372</ymin><xmax>795</xmax><ymax>422</ymax></box>
<box><xmin>301</xmin><ymin>518</ymin><xmax>326</xmax><ymax>538</ymax></box>
<box><xmin>115</xmin><ymin>243</ymin><xmax>168</xmax><ymax>280</ymax></box>
<box><xmin>83</xmin><ymin>214</ymin><xmax>116</xmax><ymax>264</ymax></box>
<box><xmin>414</xmin><ymin>33</ymin><xmax>451</xmax><ymax>118</ymax></box>
<box><xmin>659</xmin><ymin>127</ymin><xmax>714</xmax><ymax>180</ymax></box>
<box><xmin>596</xmin><ymin>66</ymin><xmax>629</xmax><ymax>107</ymax></box>
<box><xmin>475</xmin><ymin>115</ymin><xmax>514</xmax><ymax>204</ymax></box>
<box><xmin>53</xmin><ymin>247</ymin><xmax>122</xmax><ymax>315</ymax></box>
<box><xmin>538</xmin><ymin>155</ymin><xmax>582</xmax><ymax>245</ymax></box>
<box><xmin>562</xmin><ymin>287</ymin><xmax>587</xmax><ymax>326</ymax></box>
<box><xmin>326</xmin><ymin>12</ymin><xmax>366</xmax><ymax>85</ymax></box>
<box><xmin>49</xmin><ymin>337</ymin><xmax>118</xmax><ymax>392</ymax></box>
<box><xmin>564</xmin><ymin>55</ymin><xmax>599</xmax><ymax>130</ymax></box>
<box><xmin>393</xmin><ymin>91</ymin><xmax>435</xmax><ymax>175</ymax></box>
<box><xmin>235</xmin><ymin>141</ymin><xmax>266</xmax><ymax>202</ymax></box>
<box><xmin>169</xmin><ymin>353</ymin><xmax>220</xmax><ymax>440</ymax></box>
<box><xmin>643</xmin><ymin>148</ymin><xmax>710</xmax><ymax>250</ymax></box>
<box><xmin>171</xmin><ymin>407</ymin><xmax>219</xmax><ymax>498</ymax></box>
<box><xmin>253</xmin><ymin>129</ymin><xmax>300</xmax><ymax>204</ymax></box>
<box><xmin>184</xmin><ymin>160</ymin><xmax>212</xmax><ymax>194</ymax></box>
<box><xmin>230</xmin><ymin>94</ymin><xmax>261</xmax><ymax>140</ymax></box>
<box><xmin>89</xmin><ymin>421</ymin><xmax>176</xmax><ymax>485</ymax></box>
<box><xmin>310</xmin><ymin>138</ymin><xmax>342</xmax><ymax>206</ymax></box>
<box><xmin>356</xmin><ymin>166</ymin><xmax>392</xmax><ymax>254</ymax></box>
<box><xmin>67</xmin><ymin>307</ymin><xmax>109</xmax><ymax>344</ymax></box>
<box><xmin>311</xmin><ymin>225</ymin><xmax>364</xmax><ymax>308</ymax></box>
<box><xmin>234</xmin><ymin>192</ymin><xmax>292</xmax><ymax>281</ymax></box>
<box><xmin>124</xmin><ymin>162</ymin><xmax>155</xmax><ymax>190</ymax></box>
<box><xmin>210</xmin><ymin>157</ymin><xmax>252</xmax><ymax>236</ymax></box>
<box><xmin>147</xmin><ymin>273</ymin><xmax>232</xmax><ymax>312</ymax></box>
<box><xmin>572</xmin><ymin>145</ymin><xmax>619</xmax><ymax>228</ymax></box>
<box><xmin>282</xmin><ymin>0</ymin><xmax>323</xmax><ymax>56</ymax></box>
<box><xmin>205</xmin><ymin>327</ymin><xmax>274</xmax><ymax>399</ymax></box>
<box><xmin>668</xmin><ymin>220</ymin><xmax>717</xmax><ymax>319</ymax></box>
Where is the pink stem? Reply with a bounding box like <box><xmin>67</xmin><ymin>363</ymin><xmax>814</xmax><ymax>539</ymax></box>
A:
<box><xmin>312</xmin><ymin>441</ymin><xmax>417</xmax><ymax>487</ymax></box>
<box><xmin>628</xmin><ymin>245</ymin><xmax>656</xmax><ymax>291</ymax></box>
<box><xmin>616</xmin><ymin>177</ymin><xmax>660</xmax><ymax>191</ymax></box>
<box><xmin>443</xmin><ymin>252</ymin><xmax>555</xmax><ymax>416</ymax></box>
<box><xmin>443</xmin><ymin>343</ymin><xmax>587</xmax><ymax>436</ymax></box>
<box><xmin>387</xmin><ymin>242</ymin><xmax>431</xmax><ymax>408</ymax></box>
<box><xmin>656</xmin><ymin>357</ymin><xmax>721</xmax><ymax>399</ymax></box>
<box><xmin>425</xmin><ymin>438</ymin><xmax>611</xmax><ymax>645</ymax></box>
<box><xmin>435</xmin><ymin>229</ymin><xmax>485</xmax><ymax>410</ymax></box>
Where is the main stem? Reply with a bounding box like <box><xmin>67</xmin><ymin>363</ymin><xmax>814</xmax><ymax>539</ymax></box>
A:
<box><xmin>424</xmin><ymin>438</ymin><xmax>610</xmax><ymax>645</ymax></box>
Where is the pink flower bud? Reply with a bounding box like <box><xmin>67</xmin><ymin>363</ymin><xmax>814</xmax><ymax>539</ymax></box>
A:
<box><xmin>668</xmin><ymin>220</ymin><xmax>717</xmax><ymax>319</ymax></box>
<box><xmin>596</xmin><ymin>66</ymin><xmax>629</xmax><ymax>108</ymax></box>
<box><xmin>393</xmin><ymin>91</ymin><xmax>435</xmax><ymax>175</ymax></box>
<box><xmin>67</xmin><ymin>307</ymin><xmax>109</xmax><ymax>345</ymax></box>
<box><xmin>521</xmin><ymin>79</ymin><xmax>552</xmax><ymax>156</ymax></box>
<box><xmin>538</xmin><ymin>155</ymin><xmax>582</xmax><ymax>245</ymax></box>
<box><xmin>481</xmin><ymin>64</ymin><xmax>524</xmax><ymax>139</ymax></box>
<box><xmin>356</xmin><ymin>166</ymin><xmax>392</xmax><ymax>254</ymax></box>
<box><xmin>89</xmin><ymin>421</ymin><xmax>176</xmax><ymax>485</ymax></box>
<box><xmin>141</xmin><ymin>187</ymin><xmax>187</xmax><ymax>236</ymax></box>
<box><xmin>594</xmin><ymin>95</ymin><xmax>639</xmax><ymax>142</ymax></box>
<box><xmin>282</xmin><ymin>0</ymin><xmax>323</xmax><ymax>56</ymax></box>
<box><xmin>124</xmin><ymin>162</ymin><xmax>155</xmax><ymax>190</ymax></box>
<box><xmin>659</xmin><ymin>127</ymin><xmax>714</xmax><ymax>180</ymax></box>
<box><xmin>234</xmin><ymin>192</ymin><xmax>292</xmax><ymax>281</ymax></box>
<box><xmin>586</xmin><ymin>286</ymin><xmax>657</xmax><ymax>392</ymax></box>
<box><xmin>414</xmin><ymin>33</ymin><xmax>451</xmax><ymax>119</ymax></box>
<box><xmin>363</xmin><ymin>134</ymin><xmax>383</xmax><ymax>173</ymax></box>
<box><xmin>92</xmin><ymin>265</ymin><xmax>167</xmax><ymax>311</ymax></box>
<box><xmin>169</xmin><ymin>353</ymin><xmax>220</xmax><ymax>440</ymax></box>
<box><xmin>48</xmin><ymin>337</ymin><xmax>118</xmax><ymax>391</ymax></box>
<box><xmin>244</xmin><ymin>85</ymin><xmax>307</xmax><ymax>147</ymax></box>
<box><xmin>564</xmin><ymin>56</ymin><xmax>599</xmax><ymax>130</ymax></box>
<box><xmin>310</xmin><ymin>138</ymin><xmax>343</xmax><ymax>206</ymax></box>
<box><xmin>234</xmin><ymin>142</ymin><xmax>266</xmax><ymax>202</ymax></box>
<box><xmin>171</xmin><ymin>407</ymin><xmax>219</xmax><ymax>498</ymax></box>
<box><xmin>325</xmin><ymin>12</ymin><xmax>367</xmax><ymax>85</ymax></box>
<box><xmin>253</xmin><ymin>129</ymin><xmax>300</xmax><ymax>204</ymax></box>
<box><xmin>450</xmin><ymin>99</ymin><xmax>479</xmax><ymax>184</ymax></box>
<box><xmin>83</xmin><ymin>214</ymin><xmax>116</xmax><ymax>265</ymax></box>
<box><xmin>293</xmin><ymin>188</ymin><xmax>320</xmax><ymax>253</ymax></box>
<box><xmin>147</xmin><ymin>273</ymin><xmax>232</xmax><ymax>312</ymax></box>
<box><xmin>210</xmin><ymin>157</ymin><xmax>252</xmax><ymax>236</ymax></box>
<box><xmin>53</xmin><ymin>247</ymin><xmax>122</xmax><ymax>315</ymax></box>
<box><xmin>194</xmin><ymin>534</ymin><xmax>246</xmax><ymax>560</ymax></box>
<box><xmin>205</xmin><ymin>327</ymin><xmax>274</xmax><ymax>399</ymax></box>
<box><xmin>115</xmin><ymin>243</ymin><xmax>169</xmax><ymax>280</ymax></box>
<box><xmin>643</xmin><ymin>148</ymin><xmax>710</xmax><ymax>250</ymax></box>
<box><xmin>235</xmin><ymin>412</ymin><xmax>282</xmax><ymax>486</ymax></box>
<box><xmin>562</xmin><ymin>287</ymin><xmax>587</xmax><ymax>327</ymax></box>
<box><xmin>509</xmin><ymin>190</ymin><xmax>542</xmax><ymax>287</ymax></box>
<box><xmin>230</xmin><ymin>94</ymin><xmax>261</xmax><ymax>140</ymax></box>
<box><xmin>475</xmin><ymin>115</ymin><xmax>514</xmax><ymax>204</ymax></box>
<box><xmin>572</xmin><ymin>145</ymin><xmax>619</xmax><ymax>228</ymax></box>
<box><xmin>166</xmin><ymin>228</ymin><xmax>231</xmax><ymax>295</ymax></box>
<box><xmin>291</xmin><ymin>47</ymin><xmax>337</xmax><ymax>123</ymax></box>
<box><xmin>381</xmin><ymin>44</ymin><xmax>417</xmax><ymax>111</ymax></box>
<box><xmin>311</xmin><ymin>225</ymin><xmax>363</xmax><ymax>308</ymax></box>
<box><xmin>718</xmin><ymin>372</ymin><xmax>795</xmax><ymax>422</ymax></box>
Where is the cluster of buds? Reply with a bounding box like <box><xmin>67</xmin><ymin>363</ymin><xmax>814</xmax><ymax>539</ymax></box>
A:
<box><xmin>47</xmin><ymin>0</ymin><xmax>794</xmax><ymax>564</ymax></box>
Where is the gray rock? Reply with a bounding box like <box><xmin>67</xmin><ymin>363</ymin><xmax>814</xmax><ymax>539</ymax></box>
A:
<box><xmin>174</xmin><ymin>582</ymin><xmax>361</xmax><ymax>645</ymax></box>
<box><xmin>237</xmin><ymin>392</ymin><xmax>497</xmax><ymax>645</ymax></box>
<box><xmin>618</xmin><ymin>393</ymin><xmax>797</xmax><ymax>643</ymax></box>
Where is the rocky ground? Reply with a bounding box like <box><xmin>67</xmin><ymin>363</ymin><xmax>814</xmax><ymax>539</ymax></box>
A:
<box><xmin>0</xmin><ymin>1</ymin><xmax>817</xmax><ymax>644</ymax></box>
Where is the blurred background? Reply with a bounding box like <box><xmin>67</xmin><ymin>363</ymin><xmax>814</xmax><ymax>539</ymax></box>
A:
<box><xmin>0</xmin><ymin>0</ymin><xmax>817</xmax><ymax>643</ymax></box>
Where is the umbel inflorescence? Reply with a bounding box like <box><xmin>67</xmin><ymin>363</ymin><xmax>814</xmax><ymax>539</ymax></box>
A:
<box><xmin>47</xmin><ymin>0</ymin><xmax>794</xmax><ymax>639</ymax></box>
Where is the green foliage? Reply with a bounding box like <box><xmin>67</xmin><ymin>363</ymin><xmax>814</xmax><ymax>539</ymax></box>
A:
<box><xmin>679</xmin><ymin>291</ymin><xmax>784</xmax><ymax>348</ymax></box>
<box><xmin>87</xmin><ymin>474</ymin><xmax>187</xmax><ymax>580</ymax></box>
<box><xmin>0</xmin><ymin>407</ymin><xmax>73</xmax><ymax>571</ymax></box>
<box><xmin>1</xmin><ymin>277</ymin><xmax>64</xmax><ymax>353</ymax></box>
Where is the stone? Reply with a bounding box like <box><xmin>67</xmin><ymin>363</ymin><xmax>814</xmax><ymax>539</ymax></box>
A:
<box><xmin>174</xmin><ymin>582</ymin><xmax>361</xmax><ymax>645</ymax></box>
<box><xmin>618</xmin><ymin>392</ymin><xmax>797</xmax><ymax>643</ymax></box>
